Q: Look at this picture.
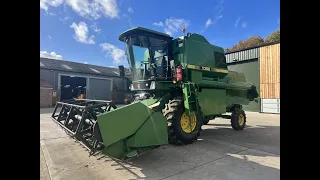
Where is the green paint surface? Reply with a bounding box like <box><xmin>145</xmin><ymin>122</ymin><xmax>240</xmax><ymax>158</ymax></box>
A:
<box><xmin>172</xmin><ymin>34</ymin><xmax>228</xmax><ymax>79</ymax></box>
<box><xmin>126</xmin><ymin>111</ymin><xmax>168</xmax><ymax>147</ymax></box>
<box><xmin>97</xmin><ymin>100</ymin><xmax>168</xmax><ymax>159</ymax></box>
<box><xmin>140</xmin><ymin>98</ymin><xmax>159</xmax><ymax>106</ymax></box>
<box><xmin>182</xmin><ymin>83</ymin><xmax>198</xmax><ymax>116</ymax></box>
<box><xmin>228</xmin><ymin>59</ymin><xmax>260</xmax><ymax>112</ymax></box>
<box><xmin>102</xmin><ymin>140</ymin><xmax>126</xmax><ymax>159</ymax></box>
<box><xmin>97</xmin><ymin>102</ymin><xmax>155</xmax><ymax>147</ymax></box>
<box><xmin>198</xmin><ymin>88</ymin><xmax>227</xmax><ymax>115</ymax></box>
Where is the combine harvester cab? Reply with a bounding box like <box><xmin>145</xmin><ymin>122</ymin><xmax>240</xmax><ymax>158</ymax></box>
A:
<box><xmin>51</xmin><ymin>98</ymin><xmax>168</xmax><ymax>160</ymax></box>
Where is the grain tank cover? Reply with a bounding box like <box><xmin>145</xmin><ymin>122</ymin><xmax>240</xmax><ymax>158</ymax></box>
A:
<box><xmin>172</xmin><ymin>33</ymin><xmax>229</xmax><ymax>78</ymax></box>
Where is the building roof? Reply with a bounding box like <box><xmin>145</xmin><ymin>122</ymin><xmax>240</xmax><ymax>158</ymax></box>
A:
<box><xmin>40</xmin><ymin>57</ymin><xmax>131</xmax><ymax>78</ymax></box>
<box><xmin>225</xmin><ymin>41</ymin><xmax>280</xmax><ymax>55</ymax></box>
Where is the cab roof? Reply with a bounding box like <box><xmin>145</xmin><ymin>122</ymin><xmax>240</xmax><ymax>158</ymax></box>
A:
<box><xmin>118</xmin><ymin>27</ymin><xmax>173</xmax><ymax>42</ymax></box>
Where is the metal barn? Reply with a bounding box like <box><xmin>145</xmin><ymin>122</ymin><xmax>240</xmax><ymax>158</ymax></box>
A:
<box><xmin>40</xmin><ymin>57</ymin><xmax>131</xmax><ymax>107</ymax></box>
<box><xmin>225</xmin><ymin>42</ymin><xmax>280</xmax><ymax>114</ymax></box>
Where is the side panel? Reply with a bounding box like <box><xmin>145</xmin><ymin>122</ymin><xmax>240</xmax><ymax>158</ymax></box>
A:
<box><xmin>227</xmin><ymin>59</ymin><xmax>260</xmax><ymax>112</ymax></box>
<box><xmin>226</xmin><ymin>89</ymin><xmax>250</xmax><ymax>106</ymax></box>
<box><xmin>198</xmin><ymin>88</ymin><xmax>227</xmax><ymax>116</ymax></box>
<box><xmin>87</xmin><ymin>78</ymin><xmax>112</xmax><ymax>100</ymax></box>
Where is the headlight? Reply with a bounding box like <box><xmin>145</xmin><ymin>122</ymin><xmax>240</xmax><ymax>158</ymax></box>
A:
<box><xmin>149</xmin><ymin>81</ymin><xmax>155</xmax><ymax>90</ymax></box>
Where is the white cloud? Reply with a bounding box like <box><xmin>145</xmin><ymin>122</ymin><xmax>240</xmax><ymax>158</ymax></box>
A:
<box><xmin>40</xmin><ymin>0</ymin><xmax>119</xmax><ymax>19</ymax></box>
<box><xmin>127</xmin><ymin>16</ymin><xmax>133</xmax><ymax>27</ymax></box>
<box><xmin>235</xmin><ymin>17</ymin><xmax>247</xmax><ymax>28</ymax></box>
<box><xmin>83</xmin><ymin>62</ymin><xmax>88</xmax><ymax>64</ymax></box>
<box><xmin>163</xmin><ymin>18</ymin><xmax>190</xmax><ymax>36</ymax></box>
<box><xmin>40</xmin><ymin>51</ymin><xmax>64</xmax><ymax>60</ymax></box>
<box><xmin>59</xmin><ymin>16</ymin><xmax>72</xmax><ymax>23</ymax></box>
<box><xmin>201</xmin><ymin>0</ymin><xmax>223</xmax><ymax>32</ymax></box>
<box><xmin>91</xmin><ymin>23</ymin><xmax>102</xmax><ymax>33</ymax></box>
<box><xmin>70</xmin><ymin>22</ymin><xmax>95</xmax><ymax>44</ymax></box>
<box><xmin>153</xmin><ymin>21</ymin><xmax>164</xmax><ymax>27</ymax></box>
<box><xmin>65</xmin><ymin>0</ymin><xmax>119</xmax><ymax>19</ymax></box>
<box><xmin>205</xmin><ymin>18</ymin><xmax>212</xmax><ymax>28</ymax></box>
<box><xmin>123</xmin><ymin>14</ymin><xmax>133</xmax><ymax>27</ymax></box>
<box><xmin>100</xmin><ymin>43</ymin><xmax>126</xmax><ymax>65</ymax></box>
<box><xmin>210</xmin><ymin>0</ymin><xmax>224</xmax><ymax>24</ymax></box>
<box><xmin>128</xmin><ymin>7</ymin><xmax>133</xmax><ymax>13</ymax></box>
<box><xmin>242</xmin><ymin>22</ymin><xmax>247</xmax><ymax>28</ymax></box>
<box><xmin>235</xmin><ymin>17</ymin><xmax>241</xmax><ymax>28</ymax></box>
<box><xmin>40</xmin><ymin>0</ymin><xmax>64</xmax><ymax>11</ymax></box>
<box><xmin>48</xmin><ymin>35</ymin><xmax>52</xmax><ymax>39</ymax></box>
<box><xmin>40</xmin><ymin>1</ymin><xmax>48</xmax><ymax>11</ymax></box>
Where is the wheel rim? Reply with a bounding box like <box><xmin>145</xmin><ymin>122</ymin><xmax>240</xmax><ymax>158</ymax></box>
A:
<box><xmin>238</xmin><ymin>114</ymin><xmax>245</xmax><ymax>126</ymax></box>
<box><xmin>180</xmin><ymin>112</ymin><xmax>197</xmax><ymax>133</ymax></box>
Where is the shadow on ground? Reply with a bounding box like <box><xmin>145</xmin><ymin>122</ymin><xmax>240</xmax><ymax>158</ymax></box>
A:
<box><xmin>41</xmin><ymin>111</ymin><xmax>280</xmax><ymax>180</ymax></box>
<box><xmin>90</xmin><ymin>124</ymin><xmax>280</xmax><ymax>180</ymax></box>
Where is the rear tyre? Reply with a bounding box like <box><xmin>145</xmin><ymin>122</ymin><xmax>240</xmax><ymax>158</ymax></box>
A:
<box><xmin>162</xmin><ymin>96</ymin><xmax>201</xmax><ymax>144</ymax></box>
<box><xmin>231</xmin><ymin>109</ymin><xmax>246</xmax><ymax>130</ymax></box>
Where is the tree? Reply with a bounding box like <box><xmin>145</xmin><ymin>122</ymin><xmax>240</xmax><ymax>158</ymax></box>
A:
<box><xmin>265</xmin><ymin>29</ymin><xmax>280</xmax><ymax>43</ymax></box>
<box><xmin>226</xmin><ymin>29</ymin><xmax>280</xmax><ymax>52</ymax></box>
<box><xmin>228</xmin><ymin>36</ymin><xmax>265</xmax><ymax>52</ymax></box>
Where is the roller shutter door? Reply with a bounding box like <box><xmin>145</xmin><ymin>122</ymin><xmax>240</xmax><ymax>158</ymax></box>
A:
<box><xmin>88</xmin><ymin>78</ymin><xmax>112</xmax><ymax>100</ymax></box>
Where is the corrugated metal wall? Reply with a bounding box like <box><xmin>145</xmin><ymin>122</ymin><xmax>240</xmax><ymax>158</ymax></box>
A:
<box><xmin>226</xmin><ymin>48</ymin><xmax>260</xmax><ymax>63</ymax></box>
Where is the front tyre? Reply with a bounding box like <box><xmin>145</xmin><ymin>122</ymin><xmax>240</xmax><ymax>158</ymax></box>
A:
<box><xmin>162</xmin><ymin>96</ymin><xmax>201</xmax><ymax>144</ymax></box>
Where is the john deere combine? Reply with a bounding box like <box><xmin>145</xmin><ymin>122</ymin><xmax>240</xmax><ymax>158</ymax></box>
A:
<box><xmin>51</xmin><ymin>27</ymin><xmax>259</xmax><ymax>160</ymax></box>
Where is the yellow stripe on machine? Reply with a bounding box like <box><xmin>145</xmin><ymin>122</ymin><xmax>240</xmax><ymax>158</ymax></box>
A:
<box><xmin>187</xmin><ymin>64</ymin><xmax>228</xmax><ymax>73</ymax></box>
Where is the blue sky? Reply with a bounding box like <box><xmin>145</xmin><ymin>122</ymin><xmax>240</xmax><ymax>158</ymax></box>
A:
<box><xmin>40</xmin><ymin>0</ymin><xmax>280</xmax><ymax>67</ymax></box>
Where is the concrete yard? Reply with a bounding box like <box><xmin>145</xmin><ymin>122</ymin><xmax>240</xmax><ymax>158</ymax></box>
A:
<box><xmin>40</xmin><ymin>108</ymin><xmax>280</xmax><ymax>180</ymax></box>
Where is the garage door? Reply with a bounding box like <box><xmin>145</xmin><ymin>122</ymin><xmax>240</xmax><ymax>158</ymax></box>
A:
<box><xmin>261</xmin><ymin>99</ymin><xmax>280</xmax><ymax>114</ymax></box>
<box><xmin>88</xmin><ymin>78</ymin><xmax>112</xmax><ymax>100</ymax></box>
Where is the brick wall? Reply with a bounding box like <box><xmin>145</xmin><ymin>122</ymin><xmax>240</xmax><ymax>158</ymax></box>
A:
<box><xmin>40</xmin><ymin>87</ymin><xmax>53</xmax><ymax>108</ymax></box>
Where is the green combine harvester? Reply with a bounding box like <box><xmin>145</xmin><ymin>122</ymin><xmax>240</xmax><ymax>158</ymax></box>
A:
<box><xmin>51</xmin><ymin>27</ymin><xmax>259</xmax><ymax>160</ymax></box>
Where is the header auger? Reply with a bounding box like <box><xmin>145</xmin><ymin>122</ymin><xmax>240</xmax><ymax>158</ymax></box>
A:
<box><xmin>51</xmin><ymin>27</ymin><xmax>259</xmax><ymax>160</ymax></box>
